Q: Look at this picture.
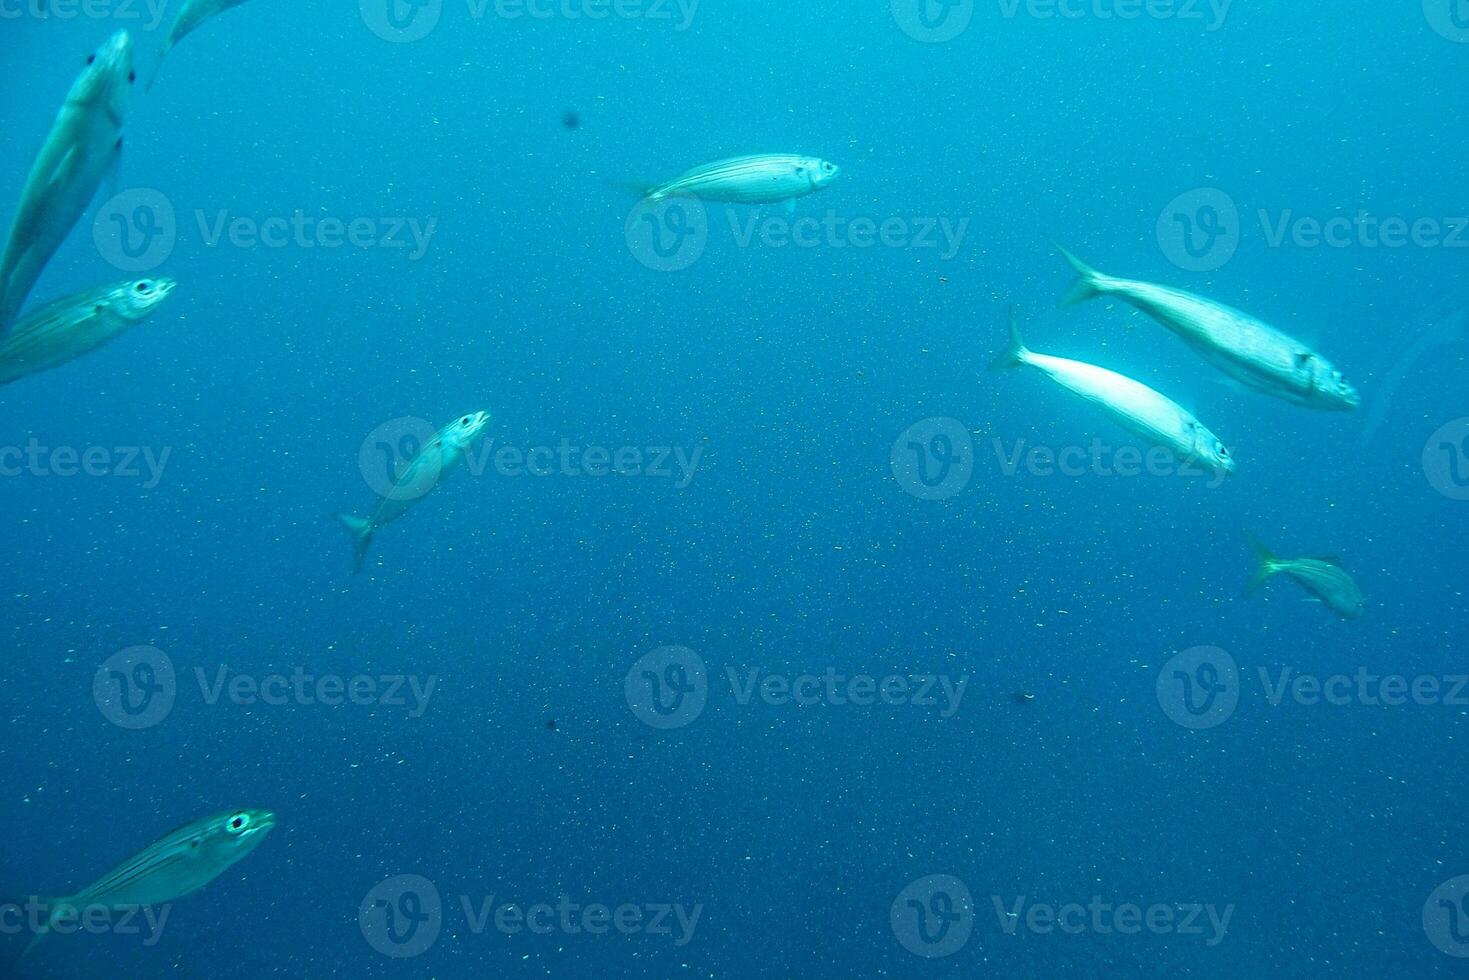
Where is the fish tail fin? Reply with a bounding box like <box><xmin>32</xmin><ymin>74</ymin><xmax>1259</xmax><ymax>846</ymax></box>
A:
<box><xmin>14</xmin><ymin>896</ymin><xmax>66</xmax><ymax>965</ymax></box>
<box><xmin>1053</xmin><ymin>241</ymin><xmax>1110</xmax><ymax>306</ymax></box>
<box><xmin>1244</xmin><ymin>532</ymin><xmax>1279</xmax><ymax>595</ymax></box>
<box><xmin>145</xmin><ymin>46</ymin><xmax>168</xmax><ymax>92</ymax></box>
<box><xmin>336</xmin><ymin>514</ymin><xmax>373</xmax><ymax>575</ymax></box>
<box><xmin>606</xmin><ymin>179</ymin><xmax>660</xmax><ymax>206</ymax></box>
<box><xmin>990</xmin><ymin>307</ymin><xmax>1031</xmax><ymax>371</ymax></box>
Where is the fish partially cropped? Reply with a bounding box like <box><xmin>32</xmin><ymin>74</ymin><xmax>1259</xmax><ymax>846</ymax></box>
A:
<box><xmin>337</xmin><ymin>411</ymin><xmax>490</xmax><ymax>574</ymax></box>
<box><xmin>149</xmin><ymin>0</ymin><xmax>254</xmax><ymax>91</ymax></box>
<box><xmin>992</xmin><ymin>311</ymin><xmax>1235</xmax><ymax>476</ymax></box>
<box><xmin>0</xmin><ymin>31</ymin><xmax>135</xmax><ymax>334</ymax></box>
<box><xmin>0</xmin><ymin>277</ymin><xmax>176</xmax><ymax>386</ymax></box>
<box><xmin>1246</xmin><ymin>535</ymin><xmax>1364</xmax><ymax>620</ymax></box>
<box><xmin>20</xmin><ymin>809</ymin><xmax>275</xmax><ymax>961</ymax></box>
<box><xmin>1056</xmin><ymin>245</ymin><xmax>1360</xmax><ymax>411</ymax></box>
<box><xmin>632</xmin><ymin>154</ymin><xmax>841</xmax><ymax>206</ymax></box>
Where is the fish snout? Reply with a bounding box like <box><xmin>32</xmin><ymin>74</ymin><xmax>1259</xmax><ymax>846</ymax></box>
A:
<box><xmin>812</xmin><ymin>159</ymin><xmax>841</xmax><ymax>189</ymax></box>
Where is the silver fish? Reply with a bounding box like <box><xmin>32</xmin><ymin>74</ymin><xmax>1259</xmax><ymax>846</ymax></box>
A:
<box><xmin>337</xmin><ymin>411</ymin><xmax>490</xmax><ymax>574</ymax></box>
<box><xmin>149</xmin><ymin>0</ymin><xmax>254</xmax><ymax>91</ymax></box>
<box><xmin>0</xmin><ymin>31</ymin><xmax>135</xmax><ymax>333</ymax></box>
<box><xmin>993</xmin><ymin>311</ymin><xmax>1235</xmax><ymax>476</ymax></box>
<box><xmin>1246</xmin><ymin>535</ymin><xmax>1364</xmax><ymax>620</ymax></box>
<box><xmin>1056</xmin><ymin>245</ymin><xmax>1360</xmax><ymax>411</ymax></box>
<box><xmin>21</xmin><ymin>809</ymin><xmax>275</xmax><ymax>960</ymax></box>
<box><xmin>638</xmin><ymin>154</ymin><xmax>840</xmax><ymax>206</ymax></box>
<box><xmin>0</xmin><ymin>277</ymin><xmax>176</xmax><ymax>387</ymax></box>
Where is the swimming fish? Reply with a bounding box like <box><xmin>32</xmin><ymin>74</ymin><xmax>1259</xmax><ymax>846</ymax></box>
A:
<box><xmin>337</xmin><ymin>411</ymin><xmax>490</xmax><ymax>574</ymax></box>
<box><xmin>20</xmin><ymin>809</ymin><xmax>275</xmax><ymax>961</ymax></box>
<box><xmin>992</xmin><ymin>311</ymin><xmax>1235</xmax><ymax>476</ymax></box>
<box><xmin>149</xmin><ymin>0</ymin><xmax>254</xmax><ymax>91</ymax></box>
<box><xmin>1246</xmin><ymin>535</ymin><xmax>1364</xmax><ymax>620</ymax></box>
<box><xmin>632</xmin><ymin>154</ymin><xmax>841</xmax><ymax>206</ymax></box>
<box><xmin>0</xmin><ymin>277</ymin><xmax>176</xmax><ymax>387</ymax></box>
<box><xmin>0</xmin><ymin>31</ymin><xmax>135</xmax><ymax>334</ymax></box>
<box><xmin>1055</xmin><ymin>245</ymin><xmax>1360</xmax><ymax>411</ymax></box>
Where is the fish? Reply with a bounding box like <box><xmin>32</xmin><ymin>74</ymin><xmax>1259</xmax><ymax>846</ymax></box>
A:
<box><xmin>1245</xmin><ymin>534</ymin><xmax>1364</xmax><ymax>620</ymax></box>
<box><xmin>0</xmin><ymin>277</ymin><xmax>176</xmax><ymax>387</ymax></box>
<box><xmin>631</xmin><ymin>154</ymin><xmax>841</xmax><ymax>206</ymax></box>
<box><xmin>148</xmin><ymin>0</ymin><xmax>254</xmax><ymax>91</ymax></box>
<box><xmin>337</xmin><ymin>411</ymin><xmax>491</xmax><ymax>574</ymax></box>
<box><xmin>20</xmin><ymin>809</ymin><xmax>275</xmax><ymax>961</ymax></box>
<box><xmin>0</xmin><ymin>31</ymin><xmax>135</xmax><ymax>334</ymax></box>
<box><xmin>1055</xmin><ymin>244</ymin><xmax>1361</xmax><ymax>411</ymax></box>
<box><xmin>992</xmin><ymin>311</ymin><xmax>1236</xmax><ymax>476</ymax></box>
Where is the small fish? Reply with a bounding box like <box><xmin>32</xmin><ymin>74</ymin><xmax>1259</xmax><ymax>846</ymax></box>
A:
<box><xmin>1055</xmin><ymin>244</ymin><xmax>1360</xmax><ymax>411</ymax></box>
<box><xmin>0</xmin><ymin>277</ymin><xmax>176</xmax><ymax>387</ymax></box>
<box><xmin>337</xmin><ymin>411</ymin><xmax>490</xmax><ymax>574</ymax></box>
<box><xmin>1245</xmin><ymin>534</ymin><xmax>1364</xmax><ymax>620</ymax></box>
<box><xmin>631</xmin><ymin>154</ymin><xmax>840</xmax><ymax>206</ymax></box>
<box><xmin>20</xmin><ymin>809</ymin><xmax>275</xmax><ymax>961</ymax></box>
<box><xmin>0</xmin><ymin>31</ymin><xmax>135</xmax><ymax>334</ymax></box>
<box><xmin>149</xmin><ymin>0</ymin><xmax>254</xmax><ymax>91</ymax></box>
<box><xmin>992</xmin><ymin>311</ymin><xmax>1235</xmax><ymax>476</ymax></box>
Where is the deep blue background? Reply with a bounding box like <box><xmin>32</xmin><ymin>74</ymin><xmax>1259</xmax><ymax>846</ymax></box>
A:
<box><xmin>1</xmin><ymin>2</ymin><xmax>1467</xmax><ymax>977</ymax></box>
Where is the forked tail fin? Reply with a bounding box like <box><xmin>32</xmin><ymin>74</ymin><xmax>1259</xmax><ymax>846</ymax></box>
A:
<box><xmin>1054</xmin><ymin>241</ymin><xmax>1110</xmax><ymax>306</ymax></box>
<box><xmin>1244</xmin><ymin>532</ymin><xmax>1279</xmax><ymax>595</ymax></box>
<box><xmin>336</xmin><ymin>514</ymin><xmax>373</xmax><ymax>575</ymax></box>
<box><xmin>990</xmin><ymin>308</ymin><xmax>1032</xmax><ymax>371</ymax></box>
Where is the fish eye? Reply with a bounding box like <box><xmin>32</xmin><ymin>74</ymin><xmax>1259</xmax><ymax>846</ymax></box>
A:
<box><xmin>135</xmin><ymin>281</ymin><xmax>151</xmax><ymax>293</ymax></box>
<box><xmin>128</xmin><ymin>71</ymin><xmax>136</xmax><ymax>84</ymax></box>
<box><xmin>1217</xmin><ymin>444</ymin><xmax>1229</xmax><ymax>456</ymax></box>
<box><xmin>86</xmin><ymin>55</ymin><xmax>96</xmax><ymax>65</ymax></box>
<box><xmin>227</xmin><ymin>813</ymin><xmax>250</xmax><ymax>833</ymax></box>
<box><xmin>823</xmin><ymin>162</ymin><xmax>835</xmax><ymax>172</ymax></box>
<box><xmin>461</xmin><ymin>416</ymin><xmax>471</xmax><ymax>425</ymax></box>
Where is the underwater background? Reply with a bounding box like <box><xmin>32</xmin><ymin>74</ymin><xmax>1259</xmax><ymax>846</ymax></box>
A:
<box><xmin>2</xmin><ymin>2</ymin><xmax>1468</xmax><ymax>977</ymax></box>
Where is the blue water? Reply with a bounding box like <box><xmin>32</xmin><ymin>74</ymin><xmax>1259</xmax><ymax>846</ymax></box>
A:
<box><xmin>2</xmin><ymin>3</ymin><xmax>1468</xmax><ymax>977</ymax></box>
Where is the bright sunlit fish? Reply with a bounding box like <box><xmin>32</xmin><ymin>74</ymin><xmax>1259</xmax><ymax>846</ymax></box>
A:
<box><xmin>992</xmin><ymin>311</ymin><xmax>1236</xmax><ymax>477</ymax></box>
<box><xmin>20</xmin><ymin>809</ymin><xmax>275</xmax><ymax>961</ymax></box>
<box><xmin>337</xmin><ymin>411</ymin><xmax>491</xmax><ymax>574</ymax></box>
<box><xmin>0</xmin><ymin>277</ymin><xmax>176</xmax><ymax>387</ymax></box>
<box><xmin>1056</xmin><ymin>244</ymin><xmax>1360</xmax><ymax>411</ymax></box>
<box><xmin>1245</xmin><ymin>534</ymin><xmax>1364</xmax><ymax>620</ymax></box>
<box><xmin>149</xmin><ymin>0</ymin><xmax>254</xmax><ymax>91</ymax></box>
<box><xmin>631</xmin><ymin>154</ymin><xmax>841</xmax><ymax>206</ymax></box>
<box><xmin>0</xmin><ymin>31</ymin><xmax>135</xmax><ymax>334</ymax></box>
